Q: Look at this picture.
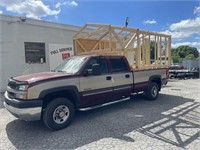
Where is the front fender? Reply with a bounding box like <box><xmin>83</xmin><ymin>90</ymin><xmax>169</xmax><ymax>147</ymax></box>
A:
<box><xmin>39</xmin><ymin>86</ymin><xmax>80</xmax><ymax>107</ymax></box>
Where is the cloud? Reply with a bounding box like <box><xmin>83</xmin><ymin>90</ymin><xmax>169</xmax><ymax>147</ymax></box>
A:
<box><xmin>163</xmin><ymin>6</ymin><xmax>200</xmax><ymax>51</ymax></box>
<box><xmin>0</xmin><ymin>0</ymin><xmax>21</xmax><ymax>6</ymax></box>
<box><xmin>161</xmin><ymin>30</ymin><xmax>191</xmax><ymax>39</ymax></box>
<box><xmin>68</xmin><ymin>1</ymin><xmax>78</xmax><ymax>7</ymax></box>
<box><xmin>194</xmin><ymin>6</ymin><xmax>200</xmax><ymax>15</ymax></box>
<box><xmin>172</xmin><ymin>42</ymin><xmax>200</xmax><ymax>48</ymax></box>
<box><xmin>0</xmin><ymin>10</ymin><xmax>2</xmax><ymax>14</ymax></box>
<box><xmin>170</xmin><ymin>17</ymin><xmax>200</xmax><ymax>33</ymax></box>
<box><xmin>0</xmin><ymin>0</ymin><xmax>60</xmax><ymax>19</ymax></box>
<box><xmin>162</xmin><ymin>6</ymin><xmax>200</xmax><ymax>40</ymax></box>
<box><xmin>143</xmin><ymin>19</ymin><xmax>157</xmax><ymax>24</ymax></box>
<box><xmin>55</xmin><ymin>1</ymin><xmax>78</xmax><ymax>9</ymax></box>
<box><xmin>55</xmin><ymin>2</ymin><xmax>61</xmax><ymax>8</ymax></box>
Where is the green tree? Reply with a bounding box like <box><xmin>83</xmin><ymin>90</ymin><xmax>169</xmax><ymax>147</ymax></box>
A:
<box><xmin>178</xmin><ymin>51</ymin><xmax>186</xmax><ymax>58</ymax></box>
<box><xmin>172</xmin><ymin>55</ymin><xmax>179</xmax><ymax>63</ymax></box>
<box><xmin>171</xmin><ymin>45</ymin><xmax>199</xmax><ymax>63</ymax></box>
<box><xmin>184</xmin><ymin>54</ymin><xmax>196</xmax><ymax>60</ymax></box>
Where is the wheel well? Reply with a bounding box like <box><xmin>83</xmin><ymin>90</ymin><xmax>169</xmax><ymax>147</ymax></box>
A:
<box><xmin>42</xmin><ymin>90</ymin><xmax>77</xmax><ymax>108</ymax></box>
<box><xmin>151</xmin><ymin>78</ymin><xmax>161</xmax><ymax>90</ymax></box>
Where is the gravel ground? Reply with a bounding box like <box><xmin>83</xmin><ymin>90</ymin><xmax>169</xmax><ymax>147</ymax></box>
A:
<box><xmin>0</xmin><ymin>79</ymin><xmax>200</xmax><ymax>150</ymax></box>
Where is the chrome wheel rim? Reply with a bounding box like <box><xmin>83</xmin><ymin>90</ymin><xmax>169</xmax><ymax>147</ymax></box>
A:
<box><xmin>151</xmin><ymin>86</ymin><xmax>158</xmax><ymax>98</ymax></box>
<box><xmin>53</xmin><ymin>105</ymin><xmax>69</xmax><ymax>124</ymax></box>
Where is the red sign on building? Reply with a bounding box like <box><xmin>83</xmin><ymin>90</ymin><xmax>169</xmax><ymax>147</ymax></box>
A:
<box><xmin>62</xmin><ymin>53</ymin><xmax>70</xmax><ymax>60</ymax></box>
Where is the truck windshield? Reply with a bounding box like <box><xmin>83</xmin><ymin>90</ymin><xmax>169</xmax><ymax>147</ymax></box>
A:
<box><xmin>54</xmin><ymin>56</ymin><xmax>88</xmax><ymax>74</ymax></box>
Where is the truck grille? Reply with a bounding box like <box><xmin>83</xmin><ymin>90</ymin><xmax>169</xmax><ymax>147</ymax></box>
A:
<box><xmin>7</xmin><ymin>80</ymin><xmax>18</xmax><ymax>99</ymax></box>
<box><xmin>7</xmin><ymin>91</ymin><xmax>15</xmax><ymax>99</ymax></box>
<box><xmin>8</xmin><ymin>81</ymin><xmax>18</xmax><ymax>90</ymax></box>
<box><xmin>7</xmin><ymin>79</ymin><xmax>25</xmax><ymax>99</ymax></box>
<box><xmin>6</xmin><ymin>78</ymin><xmax>29</xmax><ymax>99</ymax></box>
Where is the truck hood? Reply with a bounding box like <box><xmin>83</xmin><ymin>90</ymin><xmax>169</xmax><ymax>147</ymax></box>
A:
<box><xmin>14</xmin><ymin>72</ymin><xmax>73</xmax><ymax>84</ymax></box>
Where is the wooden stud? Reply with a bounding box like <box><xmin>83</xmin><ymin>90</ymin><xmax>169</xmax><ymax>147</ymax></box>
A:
<box><xmin>164</xmin><ymin>37</ymin><xmax>167</xmax><ymax>65</ymax></box>
<box><xmin>154</xmin><ymin>35</ymin><xmax>157</xmax><ymax>66</ymax></box>
<box><xmin>136</xmin><ymin>30</ymin><xmax>141</xmax><ymax>68</ymax></box>
<box><xmin>109</xmin><ymin>26</ymin><xmax>112</xmax><ymax>51</ymax></box>
<box><xmin>168</xmin><ymin>36</ymin><xmax>171</xmax><ymax>66</ymax></box>
<box><xmin>142</xmin><ymin>34</ymin><xmax>145</xmax><ymax>66</ymax></box>
<box><xmin>159</xmin><ymin>36</ymin><xmax>162</xmax><ymax>65</ymax></box>
<box><xmin>157</xmin><ymin>36</ymin><xmax>160</xmax><ymax>65</ymax></box>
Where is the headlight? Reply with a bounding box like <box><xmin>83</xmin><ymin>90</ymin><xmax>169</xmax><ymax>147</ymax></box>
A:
<box><xmin>16</xmin><ymin>85</ymin><xmax>29</xmax><ymax>91</ymax></box>
<box><xmin>15</xmin><ymin>93</ymin><xmax>28</xmax><ymax>100</ymax></box>
<box><xmin>15</xmin><ymin>85</ymin><xmax>29</xmax><ymax>100</ymax></box>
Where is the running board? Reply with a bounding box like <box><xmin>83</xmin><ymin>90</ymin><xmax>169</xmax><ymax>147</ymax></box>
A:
<box><xmin>78</xmin><ymin>97</ymin><xmax>130</xmax><ymax>111</ymax></box>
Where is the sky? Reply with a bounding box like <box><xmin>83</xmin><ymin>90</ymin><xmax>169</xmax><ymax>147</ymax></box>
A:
<box><xmin>0</xmin><ymin>0</ymin><xmax>200</xmax><ymax>52</ymax></box>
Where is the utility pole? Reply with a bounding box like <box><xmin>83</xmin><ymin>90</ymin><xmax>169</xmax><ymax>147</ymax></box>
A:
<box><xmin>125</xmin><ymin>17</ymin><xmax>129</xmax><ymax>28</ymax></box>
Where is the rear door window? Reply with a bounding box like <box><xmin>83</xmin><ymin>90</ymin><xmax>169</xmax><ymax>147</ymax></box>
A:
<box><xmin>110</xmin><ymin>57</ymin><xmax>129</xmax><ymax>72</ymax></box>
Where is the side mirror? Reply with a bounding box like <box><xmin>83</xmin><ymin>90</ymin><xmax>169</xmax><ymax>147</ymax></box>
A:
<box><xmin>92</xmin><ymin>64</ymin><xmax>101</xmax><ymax>75</ymax></box>
<box><xmin>83</xmin><ymin>69</ymin><xmax>92</xmax><ymax>76</ymax></box>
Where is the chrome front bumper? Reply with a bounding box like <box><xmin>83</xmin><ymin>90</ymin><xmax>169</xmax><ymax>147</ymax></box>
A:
<box><xmin>4</xmin><ymin>92</ymin><xmax>42</xmax><ymax>121</ymax></box>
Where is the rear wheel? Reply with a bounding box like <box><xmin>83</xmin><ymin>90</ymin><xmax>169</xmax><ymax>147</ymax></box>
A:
<box><xmin>42</xmin><ymin>98</ymin><xmax>75</xmax><ymax>130</ymax></box>
<box><xmin>145</xmin><ymin>82</ymin><xmax>159</xmax><ymax>100</ymax></box>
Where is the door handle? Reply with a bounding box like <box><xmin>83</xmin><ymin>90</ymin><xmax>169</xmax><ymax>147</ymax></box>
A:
<box><xmin>106</xmin><ymin>76</ymin><xmax>112</xmax><ymax>80</ymax></box>
<box><xmin>125</xmin><ymin>74</ymin><xmax>130</xmax><ymax>78</ymax></box>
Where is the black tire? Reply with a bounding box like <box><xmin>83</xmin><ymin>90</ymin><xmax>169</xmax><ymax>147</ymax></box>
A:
<box><xmin>145</xmin><ymin>82</ymin><xmax>159</xmax><ymax>101</ymax></box>
<box><xmin>42</xmin><ymin>98</ymin><xmax>75</xmax><ymax>130</ymax></box>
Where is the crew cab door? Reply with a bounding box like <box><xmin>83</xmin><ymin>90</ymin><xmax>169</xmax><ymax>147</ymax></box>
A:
<box><xmin>79</xmin><ymin>57</ymin><xmax>113</xmax><ymax>107</ymax></box>
<box><xmin>109</xmin><ymin>57</ymin><xmax>133</xmax><ymax>98</ymax></box>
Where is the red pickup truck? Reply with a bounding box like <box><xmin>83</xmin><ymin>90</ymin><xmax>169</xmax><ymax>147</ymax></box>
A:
<box><xmin>4</xmin><ymin>55</ymin><xmax>168</xmax><ymax>130</ymax></box>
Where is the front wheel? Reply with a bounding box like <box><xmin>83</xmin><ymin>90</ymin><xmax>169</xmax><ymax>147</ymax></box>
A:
<box><xmin>145</xmin><ymin>82</ymin><xmax>159</xmax><ymax>100</ymax></box>
<box><xmin>42</xmin><ymin>98</ymin><xmax>75</xmax><ymax>130</ymax></box>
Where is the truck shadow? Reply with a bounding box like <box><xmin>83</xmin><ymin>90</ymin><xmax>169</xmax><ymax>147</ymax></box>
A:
<box><xmin>6</xmin><ymin>93</ymin><xmax>200</xmax><ymax>149</ymax></box>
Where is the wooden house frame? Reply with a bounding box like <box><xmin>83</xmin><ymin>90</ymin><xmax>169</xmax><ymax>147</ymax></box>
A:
<box><xmin>73</xmin><ymin>23</ymin><xmax>171</xmax><ymax>70</ymax></box>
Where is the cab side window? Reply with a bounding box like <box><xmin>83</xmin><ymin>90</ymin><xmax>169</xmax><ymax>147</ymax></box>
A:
<box><xmin>85</xmin><ymin>57</ymin><xmax>108</xmax><ymax>74</ymax></box>
<box><xmin>110</xmin><ymin>57</ymin><xmax>129</xmax><ymax>72</ymax></box>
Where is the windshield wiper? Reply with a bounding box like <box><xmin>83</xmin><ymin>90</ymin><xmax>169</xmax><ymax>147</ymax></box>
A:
<box><xmin>56</xmin><ymin>70</ymin><xmax>65</xmax><ymax>72</ymax></box>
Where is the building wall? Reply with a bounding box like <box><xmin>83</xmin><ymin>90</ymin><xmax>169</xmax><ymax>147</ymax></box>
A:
<box><xmin>182</xmin><ymin>59</ymin><xmax>200</xmax><ymax>70</ymax></box>
<box><xmin>0</xmin><ymin>15</ymin><xmax>81</xmax><ymax>91</ymax></box>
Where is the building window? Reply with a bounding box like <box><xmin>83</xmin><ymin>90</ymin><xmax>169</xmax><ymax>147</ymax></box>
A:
<box><xmin>25</xmin><ymin>42</ymin><xmax>46</xmax><ymax>63</ymax></box>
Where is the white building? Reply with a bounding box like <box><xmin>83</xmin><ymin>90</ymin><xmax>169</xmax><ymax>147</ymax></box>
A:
<box><xmin>182</xmin><ymin>59</ymin><xmax>200</xmax><ymax>71</ymax></box>
<box><xmin>0</xmin><ymin>14</ymin><xmax>81</xmax><ymax>92</ymax></box>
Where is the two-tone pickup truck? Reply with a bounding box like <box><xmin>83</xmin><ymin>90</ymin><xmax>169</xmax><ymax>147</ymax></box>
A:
<box><xmin>4</xmin><ymin>55</ymin><xmax>168</xmax><ymax>130</ymax></box>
